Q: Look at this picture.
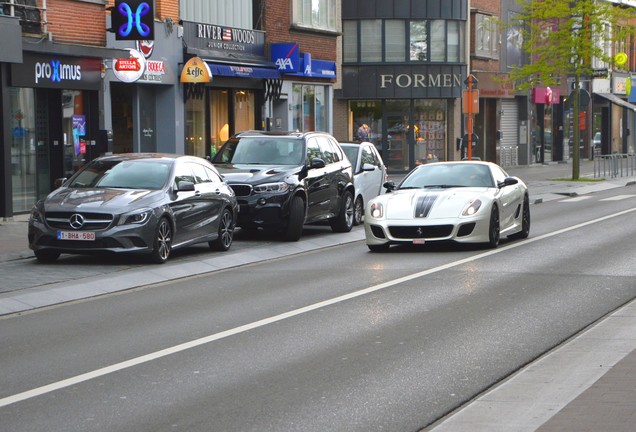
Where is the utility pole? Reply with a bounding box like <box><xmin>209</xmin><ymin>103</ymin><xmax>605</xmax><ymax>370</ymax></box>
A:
<box><xmin>463</xmin><ymin>75</ymin><xmax>479</xmax><ymax>160</ymax></box>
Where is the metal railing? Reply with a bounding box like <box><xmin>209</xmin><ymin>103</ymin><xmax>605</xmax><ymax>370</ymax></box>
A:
<box><xmin>0</xmin><ymin>0</ymin><xmax>47</xmax><ymax>35</ymax></box>
<box><xmin>593</xmin><ymin>152</ymin><xmax>636</xmax><ymax>178</ymax></box>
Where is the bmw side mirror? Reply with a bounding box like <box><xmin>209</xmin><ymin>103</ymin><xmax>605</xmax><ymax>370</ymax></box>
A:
<box><xmin>309</xmin><ymin>158</ymin><xmax>326</xmax><ymax>169</ymax></box>
<box><xmin>361</xmin><ymin>163</ymin><xmax>376</xmax><ymax>172</ymax></box>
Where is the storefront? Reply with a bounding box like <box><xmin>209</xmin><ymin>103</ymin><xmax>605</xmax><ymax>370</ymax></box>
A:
<box><xmin>269</xmin><ymin>44</ymin><xmax>336</xmax><ymax>134</ymax></box>
<box><xmin>7</xmin><ymin>51</ymin><xmax>105</xmax><ymax>214</ymax></box>
<box><xmin>181</xmin><ymin>21</ymin><xmax>279</xmax><ymax>158</ymax></box>
<box><xmin>105</xmin><ymin>18</ymin><xmax>182</xmax><ymax>156</ymax></box>
<box><xmin>340</xmin><ymin>65</ymin><xmax>464</xmax><ymax>172</ymax></box>
<box><xmin>0</xmin><ymin>14</ymin><xmax>24</xmax><ymax>218</ymax></box>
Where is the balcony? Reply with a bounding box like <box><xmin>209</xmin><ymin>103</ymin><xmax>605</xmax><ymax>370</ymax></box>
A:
<box><xmin>0</xmin><ymin>0</ymin><xmax>45</xmax><ymax>35</ymax></box>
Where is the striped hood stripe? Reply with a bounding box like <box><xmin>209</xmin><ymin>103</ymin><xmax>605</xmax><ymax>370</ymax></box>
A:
<box><xmin>415</xmin><ymin>194</ymin><xmax>439</xmax><ymax>218</ymax></box>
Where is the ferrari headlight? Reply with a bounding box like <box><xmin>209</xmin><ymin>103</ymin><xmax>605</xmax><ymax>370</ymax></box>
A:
<box><xmin>369</xmin><ymin>202</ymin><xmax>384</xmax><ymax>219</ymax></box>
<box><xmin>253</xmin><ymin>182</ymin><xmax>289</xmax><ymax>193</ymax></box>
<box><xmin>119</xmin><ymin>208</ymin><xmax>152</xmax><ymax>226</ymax></box>
<box><xmin>462</xmin><ymin>199</ymin><xmax>482</xmax><ymax>216</ymax></box>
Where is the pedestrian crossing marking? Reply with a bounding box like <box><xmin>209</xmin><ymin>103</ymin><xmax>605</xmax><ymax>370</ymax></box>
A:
<box><xmin>558</xmin><ymin>196</ymin><xmax>593</xmax><ymax>203</ymax></box>
<box><xmin>599</xmin><ymin>195</ymin><xmax>636</xmax><ymax>201</ymax></box>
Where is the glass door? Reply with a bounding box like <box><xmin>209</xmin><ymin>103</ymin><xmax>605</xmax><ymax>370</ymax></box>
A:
<box><xmin>383</xmin><ymin>113</ymin><xmax>410</xmax><ymax>172</ymax></box>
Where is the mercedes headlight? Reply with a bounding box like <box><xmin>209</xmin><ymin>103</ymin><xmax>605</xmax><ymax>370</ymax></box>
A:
<box><xmin>119</xmin><ymin>208</ymin><xmax>152</xmax><ymax>226</ymax></box>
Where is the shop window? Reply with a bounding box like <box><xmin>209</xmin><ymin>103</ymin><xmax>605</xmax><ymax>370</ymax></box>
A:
<box><xmin>292</xmin><ymin>84</ymin><xmax>328</xmax><ymax>132</ymax></box>
<box><xmin>292</xmin><ymin>0</ymin><xmax>336</xmax><ymax>32</ymax></box>
<box><xmin>234</xmin><ymin>90</ymin><xmax>255</xmax><ymax>134</ymax></box>
<box><xmin>10</xmin><ymin>88</ymin><xmax>38</xmax><ymax>213</ymax></box>
<box><xmin>414</xmin><ymin>100</ymin><xmax>447</xmax><ymax>163</ymax></box>
<box><xmin>185</xmin><ymin>93</ymin><xmax>206</xmax><ymax>157</ymax></box>
<box><xmin>210</xmin><ymin>90</ymin><xmax>229</xmax><ymax>156</ymax></box>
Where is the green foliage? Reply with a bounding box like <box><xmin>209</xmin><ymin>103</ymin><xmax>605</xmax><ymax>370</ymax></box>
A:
<box><xmin>508</xmin><ymin>0</ymin><xmax>636</xmax><ymax>91</ymax></box>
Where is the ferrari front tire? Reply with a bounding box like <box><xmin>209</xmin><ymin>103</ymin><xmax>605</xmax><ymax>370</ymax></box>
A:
<box><xmin>487</xmin><ymin>205</ymin><xmax>500</xmax><ymax>248</ymax></box>
<box><xmin>367</xmin><ymin>243</ymin><xmax>390</xmax><ymax>252</ymax></box>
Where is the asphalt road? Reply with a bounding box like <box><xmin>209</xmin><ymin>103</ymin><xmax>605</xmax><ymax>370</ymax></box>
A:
<box><xmin>2</xmin><ymin>184</ymin><xmax>636</xmax><ymax>431</ymax></box>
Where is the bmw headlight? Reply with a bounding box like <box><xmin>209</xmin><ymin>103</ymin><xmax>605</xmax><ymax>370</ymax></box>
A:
<box><xmin>253</xmin><ymin>182</ymin><xmax>290</xmax><ymax>193</ymax></box>
<box><xmin>119</xmin><ymin>208</ymin><xmax>152</xmax><ymax>226</ymax></box>
<box><xmin>369</xmin><ymin>202</ymin><xmax>384</xmax><ymax>219</ymax></box>
<box><xmin>462</xmin><ymin>199</ymin><xmax>482</xmax><ymax>216</ymax></box>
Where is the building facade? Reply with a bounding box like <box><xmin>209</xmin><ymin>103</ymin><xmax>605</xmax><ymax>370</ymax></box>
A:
<box><xmin>1</xmin><ymin>0</ymin><xmax>126</xmax><ymax>218</ymax></box>
<box><xmin>336</xmin><ymin>0</ymin><xmax>467</xmax><ymax>173</ymax></box>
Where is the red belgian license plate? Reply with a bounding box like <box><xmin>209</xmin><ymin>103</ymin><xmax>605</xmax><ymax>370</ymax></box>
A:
<box><xmin>57</xmin><ymin>231</ymin><xmax>96</xmax><ymax>241</ymax></box>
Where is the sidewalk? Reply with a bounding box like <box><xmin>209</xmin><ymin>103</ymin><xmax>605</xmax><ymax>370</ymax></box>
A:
<box><xmin>3</xmin><ymin>160</ymin><xmax>636</xmax><ymax>432</ymax></box>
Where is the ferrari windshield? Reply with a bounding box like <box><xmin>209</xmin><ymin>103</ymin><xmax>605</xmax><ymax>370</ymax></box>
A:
<box><xmin>214</xmin><ymin>137</ymin><xmax>305</xmax><ymax>165</ymax></box>
<box><xmin>68</xmin><ymin>160</ymin><xmax>172</xmax><ymax>190</ymax></box>
<box><xmin>400</xmin><ymin>163</ymin><xmax>494</xmax><ymax>189</ymax></box>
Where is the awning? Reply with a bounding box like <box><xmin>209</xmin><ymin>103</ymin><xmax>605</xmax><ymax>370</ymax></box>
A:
<box><xmin>207</xmin><ymin>63</ymin><xmax>280</xmax><ymax>79</ymax></box>
<box><xmin>596</xmin><ymin>93</ymin><xmax>636</xmax><ymax>111</ymax></box>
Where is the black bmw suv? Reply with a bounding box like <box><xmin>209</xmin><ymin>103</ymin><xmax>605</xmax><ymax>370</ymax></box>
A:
<box><xmin>212</xmin><ymin>131</ymin><xmax>355</xmax><ymax>241</ymax></box>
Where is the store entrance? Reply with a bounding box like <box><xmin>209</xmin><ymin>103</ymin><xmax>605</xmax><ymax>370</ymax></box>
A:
<box><xmin>383</xmin><ymin>112</ymin><xmax>410</xmax><ymax>172</ymax></box>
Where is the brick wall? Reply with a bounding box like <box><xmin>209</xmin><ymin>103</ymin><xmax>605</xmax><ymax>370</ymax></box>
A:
<box><xmin>262</xmin><ymin>0</ymin><xmax>337</xmax><ymax>62</ymax></box>
<box><xmin>46</xmin><ymin>0</ymin><xmax>107</xmax><ymax>45</ymax></box>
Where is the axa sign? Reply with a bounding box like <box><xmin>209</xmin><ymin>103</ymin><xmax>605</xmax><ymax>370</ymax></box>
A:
<box><xmin>271</xmin><ymin>43</ymin><xmax>300</xmax><ymax>73</ymax></box>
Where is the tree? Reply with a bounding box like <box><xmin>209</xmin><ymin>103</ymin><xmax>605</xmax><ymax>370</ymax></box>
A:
<box><xmin>508</xmin><ymin>0</ymin><xmax>636</xmax><ymax>179</ymax></box>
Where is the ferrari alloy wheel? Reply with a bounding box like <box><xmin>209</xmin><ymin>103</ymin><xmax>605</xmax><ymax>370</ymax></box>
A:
<box><xmin>487</xmin><ymin>205</ymin><xmax>500</xmax><ymax>248</ymax></box>
<box><xmin>150</xmin><ymin>217</ymin><xmax>172</xmax><ymax>264</ymax></box>
<box><xmin>210</xmin><ymin>208</ymin><xmax>235</xmax><ymax>251</ymax></box>
<box><xmin>353</xmin><ymin>196</ymin><xmax>364</xmax><ymax>226</ymax></box>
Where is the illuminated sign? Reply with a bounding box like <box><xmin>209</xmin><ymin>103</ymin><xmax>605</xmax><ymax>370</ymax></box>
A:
<box><xmin>113</xmin><ymin>0</ymin><xmax>154</xmax><ymax>41</ymax></box>
<box><xmin>35</xmin><ymin>59</ymin><xmax>81</xmax><ymax>84</ymax></box>
<box><xmin>180</xmin><ymin>56</ymin><xmax>212</xmax><ymax>83</ymax></box>
<box><xmin>113</xmin><ymin>49</ymin><xmax>146</xmax><ymax>83</ymax></box>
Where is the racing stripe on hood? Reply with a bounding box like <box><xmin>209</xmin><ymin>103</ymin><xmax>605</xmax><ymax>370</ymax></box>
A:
<box><xmin>415</xmin><ymin>193</ymin><xmax>439</xmax><ymax>218</ymax></box>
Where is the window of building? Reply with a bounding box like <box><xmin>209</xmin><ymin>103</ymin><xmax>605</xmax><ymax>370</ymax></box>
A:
<box><xmin>385</xmin><ymin>20</ymin><xmax>406</xmax><ymax>62</ymax></box>
<box><xmin>343</xmin><ymin>19</ymin><xmax>464</xmax><ymax>64</ymax></box>
<box><xmin>410</xmin><ymin>20</ymin><xmax>428</xmax><ymax>61</ymax></box>
<box><xmin>180</xmin><ymin>0</ymin><xmax>253</xmax><ymax>29</ymax></box>
<box><xmin>361</xmin><ymin>20</ymin><xmax>382</xmax><ymax>62</ymax></box>
<box><xmin>292</xmin><ymin>84</ymin><xmax>329</xmax><ymax>132</ymax></box>
<box><xmin>430</xmin><ymin>20</ymin><xmax>446</xmax><ymax>62</ymax></box>
<box><xmin>475</xmin><ymin>13</ymin><xmax>499</xmax><ymax>59</ymax></box>
<box><xmin>343</xmin><ymin>20</ymin><xmax>358</xmax><ymax>62</ymax></box>
<box><xmin>292</xmin><ymin>0</ymin><xmax>336</xmax><ymax>32</ymax></box>
<box><xmin>185</xmin><ymin>94</ymin><xmax>206</xmax><ymax>158</ymax></box>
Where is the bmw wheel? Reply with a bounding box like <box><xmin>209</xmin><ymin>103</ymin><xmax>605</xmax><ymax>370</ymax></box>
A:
<box><xmin>330</xmin><ymin>190</ymin><xmax>354</xmax><ymax>233</ymax></box>
<box><xmin>150</xmin><ymin>217</ymin><xmax>172</xmax><ymax>264</ymax></box>
<box><xmin>283</xmin><ymin>196</ymin><xmax>305</xmax><ymax>242</ymax></box>
<box><xmin>210</xmin><ymin>208</ymin><xmax>235</xmax><ymax>251</ymax></box>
